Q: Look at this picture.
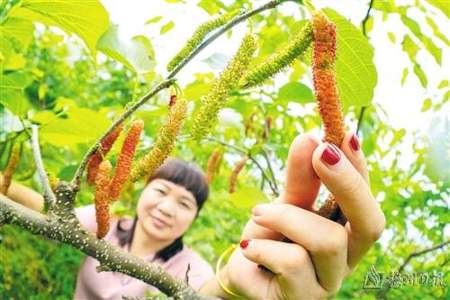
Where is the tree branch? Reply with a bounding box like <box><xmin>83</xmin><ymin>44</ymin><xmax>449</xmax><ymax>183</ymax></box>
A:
<box><xmin>3</xmin><ymin>1</ymin><xmax>299</xmax><ymax>298</ymax></box>
<box><xmin>72</xmin><ymin>1</ymin><xmax>295</xmax><ymax>190</ymax></box>
<box><xmin>260</xmin><ymin>147</ymin><xmax>279</xmax><ymax>195</ymax></box>
<box><xmin>376</xmin><ymin>240</ymin><xmax>450</xmax><ymax>299</ymax></box>
<box><xmin>71</xmin><ymin>79</ymin><xmax>175</xmax><ymax>189</ymax></box>
<box><xmin>0</xmin><ymin>194</ymin><xmax>202</xmax><ymax>299</ymax></box>
<box><xmin>356</xmin><ymin>0</ymin><xmax>374</xmax><ymax>135</ymax></box>
<box><xmin>206</xmin><ymin>137</ymin><xmax>279</xmax><ymax>196</ymax></box>
<box><xmin>167</xmin><ymin>0</ymin><xmax>286</xmax><ymax>79</ymax></box>
<box><xmin>397</xmin><ymin>240</ymin><xmax>450</xmax><ymax>274</ymax></box>
<box><xmin>30</xmin><ymin>125</ymin><xmax>56</xmax><ymax>208</ymax></box>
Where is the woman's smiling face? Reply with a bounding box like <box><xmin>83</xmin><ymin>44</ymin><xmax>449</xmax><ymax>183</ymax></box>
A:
<box><xmin>136</xmin><ymin>178</ymin><xmax>198</xmax><ymax>242</ymax></box>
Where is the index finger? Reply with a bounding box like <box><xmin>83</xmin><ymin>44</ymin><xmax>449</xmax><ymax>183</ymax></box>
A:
<box><xmin>281</xmin><ymin>133</ymin><xmax>321</xmax><ymax>210</ymax></box>
<box><xmin>242</xmin><ymin>133</ymin><xmax>321</xmax><ymax>240</ymax></box>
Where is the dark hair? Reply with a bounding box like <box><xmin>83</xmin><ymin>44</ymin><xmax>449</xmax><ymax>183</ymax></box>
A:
<box><xmin>117</xmin><ymin>158</ymin><xmax>209</xmax><ymax>261</ymax></box>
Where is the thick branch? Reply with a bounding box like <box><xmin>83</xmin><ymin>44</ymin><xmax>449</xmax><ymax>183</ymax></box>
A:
<box><xmin>71</xmin><ymin>79</ymin><xmax>175</xmax><ymax>189</ymax></box>
<box><xmin>0</xmin><ymin>194</ymin><xmax>202</xmax><ymax>299</ymax></box>
<box><xmin>30</xmin><ymin>125</ymin><xmax>56</xmax><ymax>208</ymax></box>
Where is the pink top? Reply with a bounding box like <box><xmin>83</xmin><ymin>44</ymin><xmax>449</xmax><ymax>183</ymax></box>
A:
<box><xmin>73</xmin><ymin>205</ymin><xmax>214</xmax><ymax>300</ymax></box>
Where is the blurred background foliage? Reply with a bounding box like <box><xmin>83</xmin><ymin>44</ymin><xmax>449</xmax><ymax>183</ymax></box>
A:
<box><xmin>0</xmin><ymin>0</ymin><xmax>448</xmax><ymax>299</ymax></box>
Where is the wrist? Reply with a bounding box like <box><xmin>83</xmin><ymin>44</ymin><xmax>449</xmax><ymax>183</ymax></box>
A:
<box><xmin>200</xmin><ymin>268</ymin><xmax>230</xmax><ymax>299</ymax></box>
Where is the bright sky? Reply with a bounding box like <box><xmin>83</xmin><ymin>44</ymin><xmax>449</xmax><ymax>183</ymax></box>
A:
<box><xmin>100</xmin><ymin>0</ymin><xmax>450</xmax><ymax>171</ymax></box>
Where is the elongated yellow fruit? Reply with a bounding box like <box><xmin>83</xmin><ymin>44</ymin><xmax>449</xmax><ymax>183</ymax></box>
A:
<box><xmin>311</xmin><ymin>11</ymin><xmax>346</xmax><ymax>224</ymax></box>
<box><xmin>129</xmin><ymin>98</ymin><xmax>188</xmax><ymax>182</ymax></box>
<box><xmin>228</xmin><ymin>156</ymin><xmax>248</xmax><ymax>193</ymax></box>
<box><xmin>192</xmin><ymin>34</ymin><xmax>257</xmax><ymax>140</ymax></box>
<box><xmin>206</xmin><ymin>149</ymin><xmax>222</xmax><ymax>183</ymax></box>
<box><xmin>167</xmin><ymin>10</ymin><xmax>240</xmax><ymax>72</ymax></box>
<box><xmin>87</xmin><ymin>124</ymin><xmax>123</xmax><ymax>185</ymax></box>
<box><xmin>0</xmin><ymin>143</ymin><xmax>20</xmax><ymax>195</ymax></box>
<box><xmin>109</xmin><ymin>120</ymin><xmax>144</xmax><ymax>200</ymax></box>
<box><xmin>95</xmin><ymin>160</ymin><xmax>112</xmax><ymax>239</ymax></box>
<box><xmin>312</xmin><ymin>11</ymin><xmax>345</xmax><ymax>146</ymax></box>
<box><xmin>240</xmin><ymin>22</ymin><xmax>313</xmax><ymax>89</ymax></box>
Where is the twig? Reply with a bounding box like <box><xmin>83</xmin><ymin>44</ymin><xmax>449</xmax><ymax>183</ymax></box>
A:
<box><xmin>167</xmin><ymin>0</ymin><xmax>286</xmax><ymax>79</ymax></box>
<box><xmin>0</xmin><ymin>194</ymin><xmax>202</xmax><ymax>299</ymax></box>
<box><xmin>356</xmin><ymin>0</ymin><xmax>374</xmax><ymax>135</ymax></box>
<box><xmin>206</xmin><ymin>137</ymin><xmax>279</xmax><ymax>196</ymax></box>
<box><xmin>377</xmin><ymin>240</ymin><xmax>450</xmax><ymax>299</ymax></box>
<box><xmin>30</xmin><ymin>125</ymin><xmax>56</xmax><ymax>208</ymax></box>
<box><xmin>397</xmin><ymin>240</ymin><xmax>450</xmax><ymax>273</ymax></box>
<box><xmin>71</xmin><ymin>79</ymin><xmax>175</xmax><ymax>188</ymax></box>
<box><xmin>260</xmin><ymin>147</ymin><xmax>279</xmax><ymax>194</ymax></box>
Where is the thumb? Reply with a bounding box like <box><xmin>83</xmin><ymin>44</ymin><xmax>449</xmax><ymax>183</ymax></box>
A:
<box><xmin>239</xmin><ymin>239</ymin><xmax>307</xmax><ymax>275</ymax></box>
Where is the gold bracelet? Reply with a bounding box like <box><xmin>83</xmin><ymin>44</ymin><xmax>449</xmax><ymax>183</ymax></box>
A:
<box><xmin>215</xmin><ymin>244</ymin><xmax>243</xmax><ymax>299</ymax></box>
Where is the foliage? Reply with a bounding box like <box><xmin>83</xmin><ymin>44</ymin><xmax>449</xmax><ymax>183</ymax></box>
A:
<box><xmin>0</xmin><ymin>0</ymin><xmax>448</xmax><ymax>299</ymax></box>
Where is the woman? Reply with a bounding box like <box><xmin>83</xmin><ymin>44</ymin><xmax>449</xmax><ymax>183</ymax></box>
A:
<box><xmin>74</xmin><ymin>158</ymin><xmax>214</xmax><ymax>299</ymax></box>
<box><xmin>1</xmin><ymin>132</ymin><xmax>385</xmax><ymax>299</ymax></box>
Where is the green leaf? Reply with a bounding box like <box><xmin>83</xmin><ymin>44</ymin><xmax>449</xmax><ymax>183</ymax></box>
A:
<box><xmin>387</xmin><ymin>32</ymin><xmax>396</xmax><ymax>43</ymax></box>
<box><xmin>402</xmin><ymin>34</ymin><xmax>419</xmax><ymax>60</ymax></box>
<box><xmin>160</xmin><ymin>21</ymin><xmax>174</xmax><ymax>34</ymax></box>
<box><xmin>438</xmin><ymin>79</ymin><xmax>448</xmax><ymax>89</ymax></box>
<box><xmin>145</xmin><ymin>16</ymin><xmax>163</xmax><ymax>24</ymax></box>
<box><xmin>4</xmin><ymin>53</ymin><xmax>26</xmax><ymax>70</ymax></box>
<box><xmin>373</xmin><ymin>0</ymin><xmax>398</xmax><ymax>13</ymax></box>
<box><xmin>425</xmin><ymin>0</ymin><xmax>450</xmax><ymax>18</ymax></box>
<box><xmin>324</xmin><ymin>8</ymin><xmax>378</xmax><ymax>110</ymax></box>
<box><xmin>0</xmin><ymin>71</ymin><xmax>32</xmax><ymax>115</ymax></box>
<box><xmin>229</xmin><ymin>187</ymin><xmax>268</xmax><ymax>209</ymax></box>
<box><xmin>420</xmin><ymin>98</ymin><xmax>432</xmax><ymax>112</ymax></box>
<box><xmin>401</xmin><ymin>15</ymin><xmax>441</xmax><ymax>65</ymax></box>
<box><xmin>400</xmin><ymin>67</ymin><xmax>409</xmax><ymax>85</ymax></box>
<box><xmin>413</xmin><ymin>63</ymin><xmax>428</xmax><ymax>87</ymax></box>
<box><xmin>425</xmin><ymin>16</ymin><xmax>450</xmax><ymax>47</ymax></box>
<box><xmin>9</xmin><ymin>0</ymin><xmax>109</xmax><ymax>56</ymax></box>
<box><xmin>97</xmin><ymin>25</ymin><xmax>155</xmax><ymax>74</ymax></box>
<box><xmin>0</xmin><ymin>17</ymin><xmax>35</xmax><ymax>50</ymax></box>
<box><xmin>277</xmin><ymin>82</ymin><xmax>314</xmax><ymax>105</ymax></box>
<box><xmin>198</xmin><ymin>0</ymin><xmax>225</xmax><ymax>15</ymax></box>
<box><xmin>40</xmin><ymin>106</ymin><xmax>110</xmax><ymax>147</ymax></box>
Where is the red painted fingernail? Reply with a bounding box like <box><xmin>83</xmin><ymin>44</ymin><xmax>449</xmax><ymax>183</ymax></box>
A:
<box><xmin>240</xmin><ymin>239</ymin><xmax>250</xmax><ymax>249</ymax></box>
<box><xmin>349</xmin><ymin>134</ymin><xmax>360</xmax><ymax>151</ymax></box>
<box><xmin>321</xmin><ymin>144</ymin><xmax>341</xmax><ymax>165</ymax></box>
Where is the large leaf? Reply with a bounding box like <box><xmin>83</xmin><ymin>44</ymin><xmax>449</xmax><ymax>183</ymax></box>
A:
<box><xmin>229</xmin><ymin>187</ymin><xmax>268</xmax><ymax>209</ymax></box>
<box><xmin>9</xmin><ymin>0</ymin><xmax>109</xmax><ymax>56</ymax></box>
<box><xmin>97</xmin><ymin>25</ymin><xmax>155</xmax><ymax>74</ymax></box>
<box><xmin>0</xmin><ymin>72</ymin><xmax>32</xmax><ymax>115</ymax></box>
<box><xmin>277</xmin><ymin>82</ymin><xmax>314</xmax><ymax>105</ymax></box>
<box><xmin>0</xmin><ymin>17</ymin><xmax>35</xmax><ymax>50</ymax></box>
<box><xmin>39</xmin><ymin>105</ymin><xmax>110</xmax><ymax>147</ymax></box>
<box><xmin>324</xmin><ymin>8</ymin><xmax>378</xmax><ymax>110</ymax></box>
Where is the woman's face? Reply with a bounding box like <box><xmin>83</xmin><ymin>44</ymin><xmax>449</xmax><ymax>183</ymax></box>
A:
<box><xmin>136</xmin><ymin>178</ymin><xmax>198</xmax><ymax>242</ymax></box>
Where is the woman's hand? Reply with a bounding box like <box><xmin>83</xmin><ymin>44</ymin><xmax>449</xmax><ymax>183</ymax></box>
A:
<box><xmin>220</xmin><ymin>132</ymin><xmax>385</xmax><ymax>299</ymax></box>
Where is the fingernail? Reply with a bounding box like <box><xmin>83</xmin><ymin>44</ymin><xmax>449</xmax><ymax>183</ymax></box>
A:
<box><xmin>240</xmin><ymin>239</ymin><xmax>250</xmax><ymax>249</ymax></box>
<box><xmin>252</xmin><ymin>204</ymin><xmax>269</xmax><ymax>216</ymax></box>
<box><xmin>321</xmin><ymin>144</ymin><xmax>341</xmax><ymax>166</ymax></box>
<box><xmin>349</xmin><ymin>134</ymin><xmax>360</xmax><ymax>152</ymax></box>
